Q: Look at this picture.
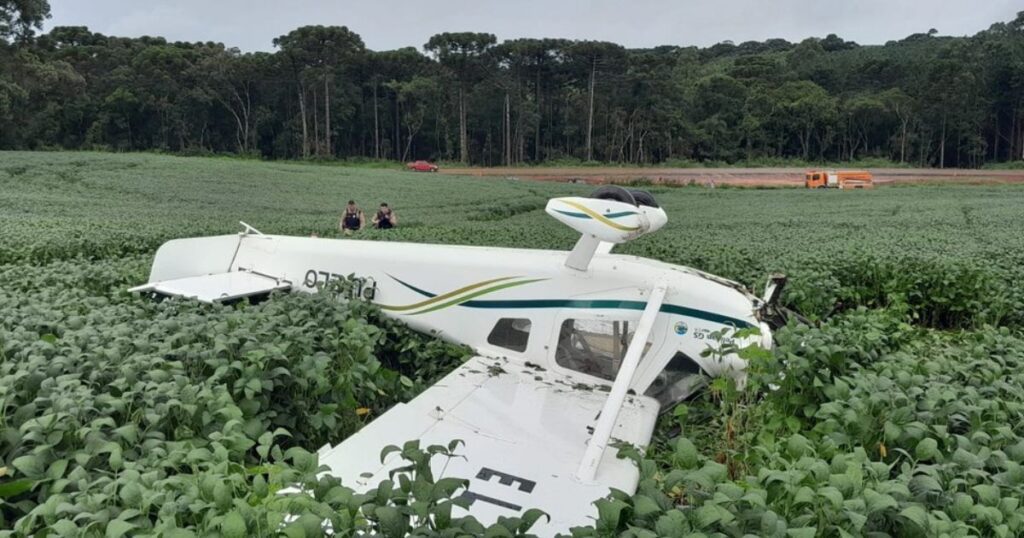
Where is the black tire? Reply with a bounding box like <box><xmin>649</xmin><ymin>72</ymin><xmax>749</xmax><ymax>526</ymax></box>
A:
<box><xmin>628</xmin><ymin>189</ymin><xmax>659</xmax><ymax>208</ymax></box>
<box><xmin>590</xmin><ymin>185</ymin><xmax>637</xmax><ymax>206</ymax></box>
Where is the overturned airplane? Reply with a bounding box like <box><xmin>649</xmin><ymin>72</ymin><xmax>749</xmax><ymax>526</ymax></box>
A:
<box><xmin>131</xmin><ymin>186</ymin><xmax>784</xmax><ymax>535</ymax></box>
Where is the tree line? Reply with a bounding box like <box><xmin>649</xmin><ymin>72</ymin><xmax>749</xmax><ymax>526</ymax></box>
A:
<box><xmin>1</xmin><ymin>3</ymin><xmax>1023</xmax><ymax>167</ymax></box>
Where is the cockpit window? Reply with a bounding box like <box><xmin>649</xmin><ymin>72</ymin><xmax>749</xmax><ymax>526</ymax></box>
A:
<box><xmin>644</xmin><ymin>351</ymin><xmax>707</xmax><ymax>408</ymax></box>
<box><xmin>555</xmin><ymin>319</ymin><xmax>651</xmax><ymax>381</ymax></box>
<box><xmin>487</xmin><ymin>318</ymin><xmax>532</xmax><ymax>352</ymax></box>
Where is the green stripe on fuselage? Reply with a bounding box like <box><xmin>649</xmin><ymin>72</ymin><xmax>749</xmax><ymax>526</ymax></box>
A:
<box><xmin>387</xmin><ymin>277</ymin><xmax>753</xmax><ymax>328</ymax></box>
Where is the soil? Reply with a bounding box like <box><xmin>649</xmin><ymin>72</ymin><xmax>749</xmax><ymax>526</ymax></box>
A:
<box><xmin>440</xmin><ymin>166</ymin><xmax>1024</xmax><ymax>187</ymax></box>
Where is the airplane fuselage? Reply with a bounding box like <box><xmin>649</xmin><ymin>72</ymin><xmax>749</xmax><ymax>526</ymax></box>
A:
<box><xmin>148</xmin><ymin>233</ymin><xmax>769</xmax><ymax>395</ymax></box>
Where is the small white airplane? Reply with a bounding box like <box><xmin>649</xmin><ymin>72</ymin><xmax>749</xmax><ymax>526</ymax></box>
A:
<box><xmin>131</xmin><ymin>186</ymin><xmax>787</xmax><ymax>535</ymax></box>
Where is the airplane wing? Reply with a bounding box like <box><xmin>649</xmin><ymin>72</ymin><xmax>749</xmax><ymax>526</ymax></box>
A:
<box><xmin>316</xmin><ymin>355</ymin><xmax>660</xmax><ymax>535</ymax></box>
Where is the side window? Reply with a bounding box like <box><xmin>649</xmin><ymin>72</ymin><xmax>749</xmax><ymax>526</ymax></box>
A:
<box><xmin>487</xmin><ymin>318</ymin><xmax>532</xmax><ymax>352</ymax></box>
<box><xmin>644</xmin><ymin>352</ymin><xmax>706</xmax><ymax>408</ymax></box>
<box><xmin>555</xmin><ymin>319</ymin><xmax>651</xmax><ymax>381</ymax></box>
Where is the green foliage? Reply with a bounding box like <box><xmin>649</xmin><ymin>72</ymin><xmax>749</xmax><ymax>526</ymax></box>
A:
<box><xmin>983</xmin><ymin>160</ymin><xmax>1024</xmax><ymax>170</ymax></box>
<box><xmin>0</xmin><ymin>0</ymin><xmax>50</xmax><ymax>41</ymax></box>
<box><xmin>0</xmin><ymin>256</ymin><xmax>479</xmax><ymax>534</ymax></box>
<box><xmin>4</xmin><ymin>152</ymin><xmax>1024</xmax><ymax>536</ymax></box>
<box><xmin>3</xmin><ymin>12</ymin><xmax>1024</xmax><ymax>166</ymax></box>
<box><xmin>606</xmin><ymin>317</ymin><xmax>1024</xmax><ymax>537</ymax></box>
<box><xmin>4</xmin><ymin>152</ymin><xmax>1024</xmax><ymax>337</ymax></box>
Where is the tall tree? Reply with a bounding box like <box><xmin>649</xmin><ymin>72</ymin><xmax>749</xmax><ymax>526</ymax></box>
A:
<box><xmin>494</xmin><ymin>38</ymin><xmax>569</xmax><ymax>162</ymax></box>
<box><xmin>364</xmin><ymin>48</ymin><xmax>431</xmax><ymax>160</ymax></box>
<box><xmin>0</xmin><ymin>0</ymin><xmax>49</xmax><ymax>41</ymax></box>
<box><xmin>567</xmin><ymin>41</ymin><xmax>624</xmax><ymax>162</ymax></box>
<box><xmin>201</xmin><ymin>49</ymin><xmax>268</xmax><ymax>154</ymax></box>
<box><xmin>774</xmin><ymin>81</ymin><xmax>837</xmax><ymax>159</ymax></box>
<box><xmin>274</xmin><ymin>26</ymin><xmax>365</xmax><ymax>158</ymax></box>
<box><xmin>880</xmin><ymin>88</ymin><xmax>915</xmax><ymax>163</ymax></box>
<box><xmin>386</xmin><ymin>76</ymin><xmax>440</xmax><ymax>162</ymax></box>
<box><xmin>425</xmin><ymin>32</ymin><xmax>496</xmax><ymax>164</ymax></box>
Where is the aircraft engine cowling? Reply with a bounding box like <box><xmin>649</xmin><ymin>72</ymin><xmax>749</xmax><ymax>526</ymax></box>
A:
<box><xmin>546</xmin><ymin>191</ymin><xmax>667</xmax><ymax>243</ymax></box>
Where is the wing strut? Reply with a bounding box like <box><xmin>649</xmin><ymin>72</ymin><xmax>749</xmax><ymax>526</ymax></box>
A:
<box><xmin>576</xmin><ymin>282</ymin><xmax>668</xmax><ymax>482</ymax></box>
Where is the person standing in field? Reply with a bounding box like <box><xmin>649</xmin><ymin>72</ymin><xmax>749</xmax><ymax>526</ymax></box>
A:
<box><xmin>340</xmin><ymin>200</ymin><xmax>365</xmax><ymax>234</ymax></box>
<box><xmin>372</xmin><ymin>202</ymin><xmax>398</xmax><ymax>229</ymax></box>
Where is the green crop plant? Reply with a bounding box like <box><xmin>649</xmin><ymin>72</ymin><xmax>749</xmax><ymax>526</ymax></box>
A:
<box><xmin>3</xmin><ymin>151</ymin><xmax>1024</xmax><ymax>536</ymax></box>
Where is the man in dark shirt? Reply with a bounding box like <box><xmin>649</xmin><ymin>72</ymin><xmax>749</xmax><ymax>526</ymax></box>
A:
<box><xmin>340</xmin><ymin>200</ymin><xmax>365</xmax><ymax>234</ymax></box>
<box><xmin>372</xmin><ymin>202</ymin><xmax>398</xmax><ymax>229</ymax></box>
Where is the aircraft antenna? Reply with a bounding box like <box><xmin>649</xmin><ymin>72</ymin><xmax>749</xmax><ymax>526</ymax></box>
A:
<box><xmin>238</xmin><ymin>221</ymin><xmax>265</xmax><ymax>236</ymax></box>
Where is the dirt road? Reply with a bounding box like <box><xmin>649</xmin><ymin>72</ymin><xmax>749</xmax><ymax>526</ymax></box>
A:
<box><xmin>441</xmin><ymin>166</ymin><xmax>1024</xmax><ymax>187</ymax></box>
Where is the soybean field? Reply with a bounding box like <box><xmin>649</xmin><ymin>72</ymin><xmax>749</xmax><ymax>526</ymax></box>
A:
<box><xmin>2</xmin><ymin>151</ymin><xmax>1024</xmax><ymax>537</ymax></box>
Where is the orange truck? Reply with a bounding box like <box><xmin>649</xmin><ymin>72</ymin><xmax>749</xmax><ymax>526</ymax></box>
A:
<box><xmin>805</xmin><ymin>170</ymin><xmax>874</xmax><ymax>189</ymax></box>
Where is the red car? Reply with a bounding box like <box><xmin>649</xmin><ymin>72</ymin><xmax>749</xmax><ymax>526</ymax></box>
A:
<box><xmin>406</xmin><ymin>160</ymin><xmax>439</xmax><ymax>172</ymax></box>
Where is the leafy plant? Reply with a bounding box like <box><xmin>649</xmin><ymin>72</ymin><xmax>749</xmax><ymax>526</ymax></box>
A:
<box><xmin>5</xmin><ymin>153</ymin><xmax>1024</xmax><ymax>536</ymax></box>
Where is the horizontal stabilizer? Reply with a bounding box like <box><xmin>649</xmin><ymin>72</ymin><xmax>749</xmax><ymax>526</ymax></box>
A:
<box><xmin>128</xmin><ymin>270</ymin><xmax>290</xmax><ymax>303</ymax></box>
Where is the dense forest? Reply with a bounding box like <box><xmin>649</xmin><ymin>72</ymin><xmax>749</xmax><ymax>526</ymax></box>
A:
<box><xmin>1</xmin><ymin>2</ymin><xmax>1023</xmax><ymax>167</ymax></box>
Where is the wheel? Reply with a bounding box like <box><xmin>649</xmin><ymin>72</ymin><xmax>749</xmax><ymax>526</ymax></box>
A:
<box><xmin>627</xmin><ymin>189</ymin><xmax>659</xmax><ymax>208</ymax></box>
<box><xmin>590</xmin><ymin>185</ymin><xmax>637</xmax><ymax>206</ymax></box>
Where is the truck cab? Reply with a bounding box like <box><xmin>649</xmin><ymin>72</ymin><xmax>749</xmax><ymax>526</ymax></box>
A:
<box><xmin>805</xmin><ymin>171</ymin><xmax>829</xmax><ymax>188</ymax></box>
